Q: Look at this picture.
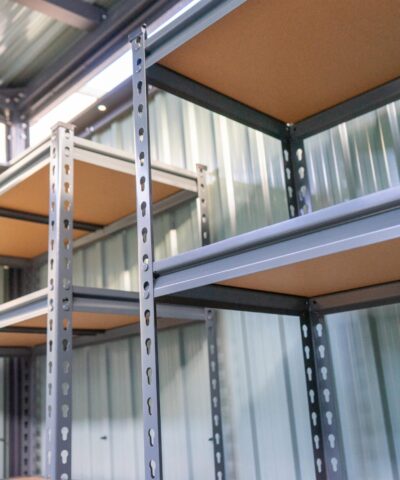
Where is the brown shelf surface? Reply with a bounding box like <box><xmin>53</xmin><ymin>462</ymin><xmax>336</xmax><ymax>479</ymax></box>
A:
<box><xmin>161</xmin><ymin>0</ymin><xmax>400</xmax><ymax>123</ymax></box>
<box><xmin>220</xmin><ymin>237</ymin><xmax>400</xmax><ymax>298</ymax></box>
<box><xmin>0</xmin><ymin>311</ymin><xmax>139</xmax><ymax>348</ymax></box>
<box><xmin>0</xmin><ymin>137</ymin><xmax>197</xmax><ymax>260</ymax></box>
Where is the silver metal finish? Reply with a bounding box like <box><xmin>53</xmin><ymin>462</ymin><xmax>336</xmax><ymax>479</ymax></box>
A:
<box><xmin>131</xmin><ymin>25</ymin><xmax>163</xmax><ymax>480</ymax></box>
<box><xmin>196</xmin><ymin>164</ymin><xmax>226</xmax><ymax>480</ymax></box>
<box><xmin>20</xmin><ymin>355</ymin><xmax>33</xmax><ymax>476</ymax></box>
<box><xmin>46</xmin><ymin>123</ymin><xmax>75</xmax><ymax>480</ymax></box>
<box><xmin>205</xmin><ymin>309</ymin><xmax>225</xmax><ymax>480</ymax></box>
<box><xmin>154</xmin><ymin>186</ymin><xmax>400</xmax><ymax>296</ymax></box>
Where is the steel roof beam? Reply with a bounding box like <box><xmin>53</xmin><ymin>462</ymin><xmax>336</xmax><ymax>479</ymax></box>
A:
<box><xmin>14</xmin><ymin>0</ymin><xmax>106</xmax><ymax>30</ymax></box>
<box><xmin>18</xmin><ymin>0</ymin><xmax>177</xmax><ymax>119</ymax></box>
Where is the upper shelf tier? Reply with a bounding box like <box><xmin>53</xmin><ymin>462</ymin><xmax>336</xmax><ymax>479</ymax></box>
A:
<box><xmin>0</xmin><ymin>286</ymin><xmax>204</xmax><ymax>348</ymax></box>
<box><xmin>0</xmin><ymin>136</ymin><xmax>197</xmax><ymax>259</ymax></box>
<box><xmin>154</xmin><ymin>187</ymin><xmax>400</xmax><ymax>298</ymax></box>
<box><xmin>160</xmin><ymin>0</ymin><xmax>400</xmax><ymax>124</ymax></box>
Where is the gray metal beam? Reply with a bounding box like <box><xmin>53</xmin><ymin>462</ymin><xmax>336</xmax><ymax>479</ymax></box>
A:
<box><xmin>311</xmin><ymin>281</ymin><xmax>400</xmax><ymax>315</ymax></box>
<box><xmin>14</xmin><ymin>0</ymin><xmax>106</xmax><ymax>30</ymax></box>
<box><xmin>148</xmin><ymin>64</ymin><xmax>287</xmax><ymax>139</ymax></box>
<box><xmin>19</xmin><ymin>0</ymin><xmax>177</xmax><ymax>119</ymax></box>
<box><xmin>0</xmin><ymin>207</ymin><xmax>100</xmax><ymax>232</ymax></box>
<box><xmin>0</xmin><ymin>347</ymin><xmax>31</xmax><ymax>357</ymax></box>
<box><xmin>158</xmin><ymin>284</ymin><xmax>307</xmax><ymax>316</ymax></box>
<box><xmin>154</xmin><ymin>186</ymin><xmax>400</xmax><ymax>297</ymax></box>
<box><xmin>294</xmin><ymin>76</ymin><xmax>400</xmax><ymax>139</ymax></box>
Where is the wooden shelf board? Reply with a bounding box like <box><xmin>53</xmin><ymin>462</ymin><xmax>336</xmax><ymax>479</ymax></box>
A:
<box><xmin>0</xmin><ymin>160</ymin><xmax>181</xmax><ymax>226</ymax></box>
<box><xmin>220</xmin><ymin>237</ymin><xmax>400</xmax><ymax>297</ymax></box>
<box><xmin>0</xmin><ymin>311</ymin><xmax>139</xmax><ymax>348</ymax></box>
<box><xmin>162</xmin><ymin>0</ymin><xmax>400</xmax><ymax>123</ymax></box>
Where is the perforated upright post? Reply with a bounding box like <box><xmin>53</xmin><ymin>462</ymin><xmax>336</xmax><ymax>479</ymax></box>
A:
<box><xmin>46</xmin><ymin>123</ymin><xmax>75</xmax><ymax>480</ymax></box>
<box><xmin>20</xmin><ymin>355</ymin><xmax>34</xmax><ymax>476</ymax></box>
<box><xmin>196</xmin><ymin>164</ymin><xmax>226</xmax><ymax>479</ymax></box>
<box><xmin>130</xmin><ymin>26</ymin><xmax>163</xmax><ymax>480</ymax></box>
<box><xmin>282</xmin><ymin>127</ymin><xmax>312</xmax><ymax>218</ymax></box>
<box><xmin>301</xmin><ymin>309</ymin><xmax>347</xmax><ymax>479</ymax></box>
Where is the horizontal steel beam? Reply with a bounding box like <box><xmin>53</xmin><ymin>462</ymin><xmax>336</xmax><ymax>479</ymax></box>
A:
<box><xmin>159</xmin><ymin>284</ymin><xmax>307</xmax><ymax>316</ymax></box>
<box><xmin>311</xmin><ymin>281</ymin><xmax>400</xmax><ymax>314</ymax></box>
<box><xmin>1</xmin><ymin>326</ymin><xmax>105</xmax><ymax>336</ymax></box>
<box><xmin>294</xmin><ymin>76</ymin><xmax>400</xmax><ymax>139</ymax></box>
<box><xmin>148</xmin><ymin>64</ymin><xmax>287</xmax><ymax>139</ymax></box>
<box><xmin>14</xmin><ymin>0</ymin><xmax>106</xmax><ymax>30</ymax></box>
<box><xmin>19</xmin><ymin>0</ymin><xmax>177</xmax><ymax>119</ymax></box>
<box><xmin>32</xmin><ymin>316</ymin><xmax>203</xmax><ymax>354</ymax></box>
<box><xmin>0</xmin><ymin>207</ymin><xmax>100</xmax><ymax>232</ymax></box>
<box><xmin>0</xmin><ymin>347</ymin><xmax>31</xmax><ymax>357</ymax></box>
<box><xmin>154</xmin><ymin>186</ymin><xmax>400</xmax><ymax>296</ymax></box>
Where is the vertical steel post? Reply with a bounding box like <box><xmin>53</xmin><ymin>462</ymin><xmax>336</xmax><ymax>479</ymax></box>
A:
<box><xmin>282</xmin><ymin>127</ymin><xmax>312</xmax><ymax>218</ymax></box>
<box><xmin>5</xmin><ymin>108</ymin><xmax>29</xmax><ymax>162</ymax></box>
<box><xmin>196</xmin><ymin>164</ymin><xmax>226</xmax><ymax>480</ymax></box>
<box><xmin>46</xmin><ymin>123</ymin><xmax>75</xmax><ymax>480</ymax></box>
<box><xmin>301</xmin><ymin>309</ymin><xmax>347</xmax><ymax>479</ymax></box>
<box><xmin>8</xmin><ymin>357</ymin><xmax>21</xmax><ymax>477</ymax></box>
<box><xmin>282</xmin><ymin>130</ymin><xmax>345</xmax><ymax>478</ymax></box>
<box><xmin>20</xmin><ymin>355</ymin><xmax>34</xmax><ymax>476</ymax></box>
<box><xmin>130</xmin><ymin>26</ymin><xmax>163</xmax><ymax>480</ymax></box>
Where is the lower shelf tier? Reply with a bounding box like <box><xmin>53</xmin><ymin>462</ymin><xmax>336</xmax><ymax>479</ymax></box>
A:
<box><xmin>0</xmin><ymin>286</ymin><xmax>205</xmax><ymax>348</ymax></box>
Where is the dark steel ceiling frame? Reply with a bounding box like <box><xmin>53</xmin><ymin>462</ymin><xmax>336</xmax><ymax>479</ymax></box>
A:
<box><xmin>16</xmin><ymin>0</ymin><xmax>179</xmax><ymax>120</ymax></box>
<box><xmin>13</xmin><ymin>0</ymin><xmax>107</xmax><ymax>30</ymax></box>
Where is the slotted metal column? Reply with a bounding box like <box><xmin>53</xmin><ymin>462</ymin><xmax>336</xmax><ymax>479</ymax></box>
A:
<box><xmin>281</xmin><ymin>131</ymin><xmax>346</xmax><ymax>479</ymax></box>
<box><xmin>46</xmin><ymin>123</ymin><xmax>75</xmax><ymax>480</ymax></box>
<box><xmin>130</xmin><ymin>26</ymin><xmax>163</xmax><ymax>480</ymax></box>
<box><xmin>282</xmin><ymin>127</ymin><xmax>312</xmax><ymax>218</ymax></box>
<box><xmin>196</xmin><ymin>164</ymin><xmax>226</xmax><ymax>480</ymax></box>
<box><xmin>300</xmin><ymin>310</ymin><xmax>347</xmax><ymax>479</ymax></box>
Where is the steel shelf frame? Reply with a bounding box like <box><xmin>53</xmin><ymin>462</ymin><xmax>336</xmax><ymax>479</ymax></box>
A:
<box><xmin>0</xmin><ymin>119</ymin><xmax>203</xmax><ymax>479</ymax></box>
<box><xmin>129</xmin><ymin>4</ymin><xmax>400</xmax><ymax>478</ymax></box>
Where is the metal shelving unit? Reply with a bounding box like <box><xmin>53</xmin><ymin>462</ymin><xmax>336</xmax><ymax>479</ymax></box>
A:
<box><xmin>0</xmin><ymin>124</ymin><xmax>207</xmax><ymax>479</ymax></box>
<box><xmin>129</xmin><ymin>2</ymin><xmax>400</xmax><ymax>479</ymax></box>
<box><xmin>3</xmin><ymin>1</ymin><xmax>400</xmax><ymax>479</ymax></box>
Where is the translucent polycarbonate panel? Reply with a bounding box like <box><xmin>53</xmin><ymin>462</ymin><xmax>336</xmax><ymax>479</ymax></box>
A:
<box><xmin>305</xmin><ymin>99</ymin><xmax>400</xmax><ymax>210</ymax></box>
<box><xmin>35</xmin><ymin>324</ymin><xmax>212</xmax><ymax>479</ymax></box>
<box><xmin>218</xmin><ymin>311</ymin><xmax>314</xmax><ymax>480</ymax></box>
<box><xmin>326</xmin><ymin>305</ymin><xmax>400</xmax><ymax>479</ymax></box>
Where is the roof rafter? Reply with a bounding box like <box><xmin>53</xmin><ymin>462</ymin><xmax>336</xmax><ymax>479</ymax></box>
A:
<box><xmin>14</xmin><ymin>0</ymin><xmax>107</xmax><ymax>30</ymax></box>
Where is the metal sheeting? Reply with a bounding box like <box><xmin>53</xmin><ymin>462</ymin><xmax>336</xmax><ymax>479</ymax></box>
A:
<box><xmin>0</xmin><ymin>0</ymin><xmax>115</xmax><ymax>86</ymax></box>
<box><xmin>32</xmin><ymin>91</ymin><xmax>315</xmax><ymax>477</ymax></box>
<box><xmin>307</xmin><ymin>104</ymin><xmax>400</xmax><ymax>479</ymax></box>
<box><xmin>305</xmin><ymin>100</ymin><xmax>400</xmax><ymax>210</ymax></box>
<box><xmin>327</xmin><ymin>305</ymin><xmax>400</xmax><ymax>480</ymax></box>
<box><xmin>35</xmin><ymin>324</ymin><xmax>214</xmax><ymax>480</ymax></box>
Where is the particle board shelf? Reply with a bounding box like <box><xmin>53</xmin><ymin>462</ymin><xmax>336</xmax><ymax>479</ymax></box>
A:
<box><xmin>0</xmin><ymin>135</ymin><xmax>197</xmax><ymax>260</ymax></box>
<box><xmin>160</xmin><ymin>0</ymin><xmax>400</xmax><ymax>124</ymax></box>
<box><xmin>0</xmin><ymin>286</ymin><xmax>205</xmax><ymax>348</ymax></box>
<box><xmin>154</xmin><ymin>186</ymin><xmax>400</xmax><ymax>299</ymax></box>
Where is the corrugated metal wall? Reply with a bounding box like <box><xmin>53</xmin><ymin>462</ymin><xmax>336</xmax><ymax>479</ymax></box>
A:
<box><xmin>33</xmin><ymin>91</ymin><xmax>315</xmax><ymax>478</ymax></box>
<box><xmin>3</xmin><ymin>89</ymin><xmax>400</xmax><ymax>478</ymax></box>
<box><xmin>306</xmin><ymin>103</ymin><xmax>400</xmax><ymax>479</ymax></box>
